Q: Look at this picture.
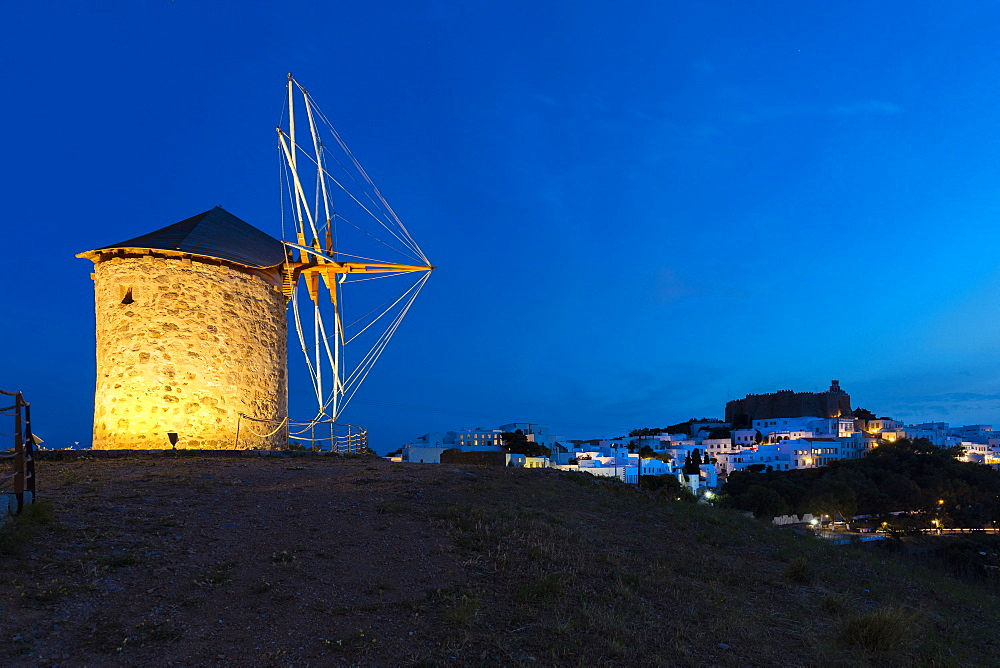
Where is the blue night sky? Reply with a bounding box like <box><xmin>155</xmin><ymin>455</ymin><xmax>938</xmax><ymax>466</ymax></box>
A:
<box><xmin>4</xmin><ymin>1</ymin><xmax>1000</xmax><ymax>451</ymax></box>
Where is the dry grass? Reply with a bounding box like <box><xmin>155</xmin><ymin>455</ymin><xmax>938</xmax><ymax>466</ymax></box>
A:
<box><xmin>785</xmin><ymin>555</ymin><xmax>813</xmax><ymax>584</ymax></box>
<box><xmin>838</xmin><ymin>605</ymin><xmax>918</xmax><ymax>655</ymax></box>
<box><xmin>0</xmin><ymin>455</ymin><xmax>996</xmax><ymax>665</ymax></box>
<box><xmin>0</xmin><ymin>499</ymin><xmax>55</xmax><ymax>556</ymax></box>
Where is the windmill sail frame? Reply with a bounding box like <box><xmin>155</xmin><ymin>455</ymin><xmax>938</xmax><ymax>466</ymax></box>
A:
<box><xmin>277</xmin><ymin>74</ymin><xmax>434</xmax><ymax>431</ymax></box>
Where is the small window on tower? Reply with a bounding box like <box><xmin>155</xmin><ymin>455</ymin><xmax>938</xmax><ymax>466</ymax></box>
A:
<box><xmin>120</xmin><ymin>287</ymin><xmax>134</xmax><ymax>305</ymax></box>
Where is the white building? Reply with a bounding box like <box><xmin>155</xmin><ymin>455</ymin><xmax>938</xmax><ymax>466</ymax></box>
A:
<box><xmin>865</xmin><ymin>418</ymin><xmax>902</xmax><ymax>434</ymax></box>
<box><xmin>950</xmin><ymin>424</ymin><xmax>995</xmax><ymax>443</ymax></box>
<box><xmin>732</xmin><ymin>429</ymin><xmax>757</xmax><ymax>448</ymax></box>
<box><xmin>453</xmin><ymin>428</ymin><xmax>504</xmax><ymax>448</ymax></box>
<box><xmin>507</xmin><ymin>454</ymin><xmax>549</xmax><ymax>468</ymax></box>
<box><xmin>402</xmin><ymin>427</ymin><xmax>504</xmax><ymax>463</ymax></box>
<box><xmin>752</xmin><ymin>416</ymin><xmax>856</xmax><ymax>439</ymax></box>
<box><xmin>752</xmin><ymin>417</ymin><xmax>817</xmax><ymax>435</ymax></box>
<box><xmin>724</xmin><ymin>440</ymin><xmax>793</xmax><ymax>473</ymax></box>
<box><xmin>902</xmin><ymin>424</ymin><xmax>950</xmax><ymax>447</ymax></box>
<box><xmin>787</xmin><ymin>437</ymin><xmax>841</xmax><ymax>468</ymax></box>
<box><xmin>702</xmin><ymin>437</ymin><xmax>735</xmax><ymax>459</ymax></box>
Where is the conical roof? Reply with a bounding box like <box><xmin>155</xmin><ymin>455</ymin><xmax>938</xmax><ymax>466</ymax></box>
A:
<box><xmin>80</xmin><ymin>206</ymin><xmax>286</xmax><ymax>268</ymax></box>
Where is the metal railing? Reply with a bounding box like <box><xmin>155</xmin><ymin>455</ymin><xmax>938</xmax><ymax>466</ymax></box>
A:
<box><xmin>236</xmin><ymin>413</ymin><xmax>368</xmax><ymax>453</ymax></box>
<box><xmin>0</xmin><ymin>389</ymin><xmax>36</xmax><ymax>514</ymax></box>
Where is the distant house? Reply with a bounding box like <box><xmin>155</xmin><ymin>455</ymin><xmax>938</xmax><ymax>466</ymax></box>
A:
<box><xmin>507</xmin><ymin>454</ymin><xmax>549</xmax><ymax>468</ymax></box>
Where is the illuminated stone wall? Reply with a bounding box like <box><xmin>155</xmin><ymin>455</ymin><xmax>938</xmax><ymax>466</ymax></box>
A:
<box><xmin>89</xmin><ymin>254</ymin><xmax>287</xmax><ymax>449</ymax></box>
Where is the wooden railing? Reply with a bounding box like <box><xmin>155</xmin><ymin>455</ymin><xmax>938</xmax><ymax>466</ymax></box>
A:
<box><xmin>236</xmin><ymin>413</ymin><xmax>369</xmax><ymax>453</ymax></box>
<box><xmin>0</xmin><ymin>390</ymin><xmax>36</xmax><ymax>514</ymax></box>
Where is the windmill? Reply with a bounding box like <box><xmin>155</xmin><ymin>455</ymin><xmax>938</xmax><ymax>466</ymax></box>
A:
<box><xmin>273</xmin><ymin>75</ymin><xmax>435</xmax><ymax>447</ymax></box>
<box><xmin>78</xmin><ymin>76</ymin><xmax>433</xmax><ymax>451</ymax></box>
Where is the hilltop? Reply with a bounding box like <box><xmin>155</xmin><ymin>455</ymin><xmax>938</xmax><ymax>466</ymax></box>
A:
<box><xmin>0</xmin><ymin>454</ymin><xmax>997</xmax><ymax>665</ymax></box>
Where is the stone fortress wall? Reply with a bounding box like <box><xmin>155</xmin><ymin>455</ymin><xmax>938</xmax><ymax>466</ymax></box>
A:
<box><xmin>90</xmin><ymin>254</ymin><xmax>287</xmax><ymax>449</ymax></box>
<box><xmin>725</xmin><ymin>380</ymin><xmax>852</xmax><ymax>426</ymax></box>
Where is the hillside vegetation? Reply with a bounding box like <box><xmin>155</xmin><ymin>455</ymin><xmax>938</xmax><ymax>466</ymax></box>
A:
<box><xmin>723</xmin><ymin>438</ymin><xmax>1000</xmax><ymax>529</ymax></box>
<box><xmin>0</xmin><ymin>454</ymin><xmax>997</xmax><ymax>665</ymax></box>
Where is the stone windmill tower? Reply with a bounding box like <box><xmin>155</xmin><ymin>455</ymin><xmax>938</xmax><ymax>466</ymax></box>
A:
<box><xmin>77</xmin><ymin>207</ymin><xmax>289</xmax><ymax>449</ymax></box>
<box><xmin>78</xmin><ymin>76</ymin><xmax>434</xmax><ymax>451</ymax></box>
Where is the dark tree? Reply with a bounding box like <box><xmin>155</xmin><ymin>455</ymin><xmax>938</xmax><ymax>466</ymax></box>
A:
<box><xmin>629</xmin><ymin>427</ymin><xmax>667</xmax><ymax>437</ymax></box>
<box><xmin>721</xmin><ymin>436</ymin><xmax>1000</xmax><ymax>528</ymax></box>
<box><xmin>667</xmin><ymin>420</ymin><xmax>695</xmax><ymax>436</ymax></box>
<box><xmin>683</xmin><ymin>449</ymin><xmax>703</xmax><ymax>475</ymax></box>
<box><xmin>501</xmin><ymin>430</ymin><xmax>551</xmax><ymax>458</ymax></box>
<box><xmin>807</xmin><ymin>480</ymin><xmax>858</xmax><ymax>519</ymax></box>
<box><xmin>639</xmin><ymin>473</ymin><xmax>681</xmax><ymax>491</ymax></box>
<box><xmin>743</xmin><ymin>485</ymin><xmax>789</xmax><ymax>519</ymax></box>
<box><xmin>853</xmin><ymin>407</ymin><xmax>877</xmax><ymax>422</ymax></box>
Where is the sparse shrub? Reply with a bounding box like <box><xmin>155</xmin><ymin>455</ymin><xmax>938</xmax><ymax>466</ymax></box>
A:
<box><xmin>785</xmin><ymin>556</ymin><xmax>812</xmax><ymax>584</ymax></box>
<box><xmin>20</xmin><ymin>499</ymin><xmax>55</xmax><ymax>525</ymax></box>
<box><xmin>838</xmin><ymin>606</ymin><xmax>915</xmax><ymax>654</ymax></box>
<box><xmin>442</xmin><ymin>594</ymin><xmax>480</xmax><ymax>626</ymax></box>
<box><xmin>820</xmin><ymin>593</ymin><xmax>850</xmax><ymax>615</ymax></box>
<box><xmin>377</xmin><ymin>499</ymin><xmax>407</xmax><ymax>514</ymax></box>
<box><xmin>195</xmin><ymin>561</ymin><xmax>234</xmax><ymax>588</ymax></box>
<box><xmin>516</xmin><ymin>572</ymin><xmax>566</xmax><ymax>601</ymax></box>
<box><xmin>563</xmin><ymin>471</ymin><xmax>596</xmax><ymax>486</ymax></box>
<box><xmin>61</xmin><ymin>471</ymin><xmax>84</xmax><ymax>486</ymax></box>
<box><xmin>0</xmin><ymin>499</ymin><xmax>55</xmax><ymax>556</ymax></box>
<box><xmin>271</xmin><ymin>550</ymin><xmax>295</xmax><ymax>563</ymax></box>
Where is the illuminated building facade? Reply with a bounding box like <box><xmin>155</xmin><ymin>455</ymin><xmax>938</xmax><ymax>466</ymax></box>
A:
<box><xmin>78</xmin><ymin>207</ymin><xmax>288</xmax><ymax>449</ymax></box>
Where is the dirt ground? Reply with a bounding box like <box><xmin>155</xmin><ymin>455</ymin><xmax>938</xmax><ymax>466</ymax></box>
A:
<box><xmin>1</xmin><ymin>454</ymin><xmax>470</xmax><ymax>665</ymax></box>
<box><xmin>2</xmin><ymin>453</ymin><xmax>998</xmax><ymax>666</ymax></box>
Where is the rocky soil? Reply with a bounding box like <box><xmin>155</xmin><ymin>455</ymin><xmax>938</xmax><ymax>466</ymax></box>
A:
<box><xmin>1</xmin><ymin>454</ymin><xmax>467</xmax><ymax>665</ymax></box>
<box><xmin>0</xmin><ymin>453</ymin><xmax>997</xmax><ymax>666</ymax></box>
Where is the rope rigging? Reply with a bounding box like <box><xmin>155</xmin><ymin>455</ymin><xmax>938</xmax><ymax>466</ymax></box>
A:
<box><xmin>279</xmin><ymin>74</ymin><xmax>434</xmax><ymax>430</ymax></box>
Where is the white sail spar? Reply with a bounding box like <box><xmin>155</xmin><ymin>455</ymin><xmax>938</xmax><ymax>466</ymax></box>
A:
<box><xmin>277</xmin><ymin>74</ymin><xmax>434</xmax><ymax>429</ymax></box>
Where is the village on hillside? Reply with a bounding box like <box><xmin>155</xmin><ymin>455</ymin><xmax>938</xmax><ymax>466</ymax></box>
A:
<box><xmin>392</xmin><ymin>381</ymin><xmax>1000</xmax><ymax>502</ymax></box>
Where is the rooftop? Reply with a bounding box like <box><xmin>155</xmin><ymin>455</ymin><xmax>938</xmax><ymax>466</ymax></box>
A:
<box><xmin>78</xmin><ymin>206</ymin><xmax>286</xmax><ymax>268</ymax></box>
